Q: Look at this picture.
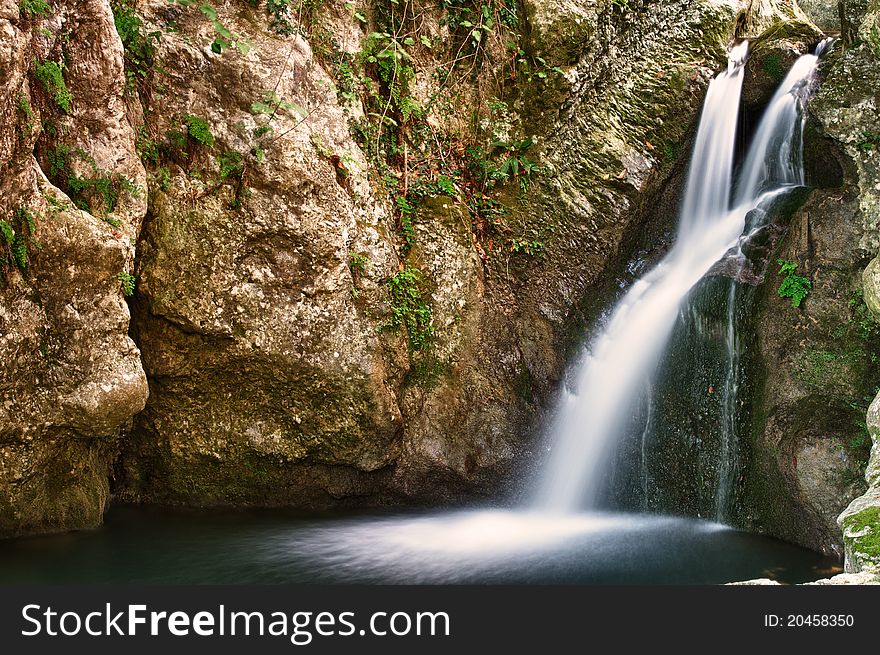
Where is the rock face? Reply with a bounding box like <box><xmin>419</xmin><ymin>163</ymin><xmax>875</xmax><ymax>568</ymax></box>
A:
<box><xmin>0</xmin><ymin>0</ymin><xmax>148</xmax><ymax>536</ymax></box>
<box><xmin>741</xmin><ymin>1</ymin><xmax>880</xmax><ymax>558</ymax></box>
<box><xmin>838</xmin><ymin>271</ymin><xmax>880</xmax><ymax>572</ymax></box>
<box><xmin>114</xmin><ymin>0</ymin><xmax>749</xmax><ymax>509</ymax></box>
<box><xmin>798</xmin><ymin>0</ymin><xmax>844</xmax><ymax>31</ymax></box>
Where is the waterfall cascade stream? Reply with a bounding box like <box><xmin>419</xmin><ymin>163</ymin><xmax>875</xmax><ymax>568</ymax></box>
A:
<box><xmin>536</xmin><ymin>40</ymin><xmax>829</xmax><ymax>517</ymax></box>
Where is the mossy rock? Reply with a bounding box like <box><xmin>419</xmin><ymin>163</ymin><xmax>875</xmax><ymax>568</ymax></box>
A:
<box><xmin>741</xmin><ymin>20</ymin><xmax>824</xmax><ymax>108</ymax></box>
<box><xmin>841</xmin><ymin>502</ymin><xmax>880</xmax><ymax>572</ymax></box>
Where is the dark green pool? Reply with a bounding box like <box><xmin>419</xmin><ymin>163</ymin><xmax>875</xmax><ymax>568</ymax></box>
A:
<box><xmin>0</xmin><ymin>506</ymin><xmax>840</xmax><ymax>584</ymax></box>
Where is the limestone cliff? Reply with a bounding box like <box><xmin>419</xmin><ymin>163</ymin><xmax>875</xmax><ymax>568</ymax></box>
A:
<box><xmin>111</xmin><ymin>0</ymin><xmax>747</xmax><ymax>509</ymax></box>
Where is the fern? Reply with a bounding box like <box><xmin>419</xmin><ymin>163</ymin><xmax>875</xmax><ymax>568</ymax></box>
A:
<box><xmin>777</xmin><ymin>259</ymin><xmax>812</xmax><ymax>308</ymax></box>
<box><xmin>183</xmin><ymin>114</ymin><xmax>214</xmax><ymax>147</ymax></box>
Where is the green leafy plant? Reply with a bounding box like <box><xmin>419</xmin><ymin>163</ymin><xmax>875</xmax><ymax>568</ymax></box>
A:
<box><xmin>856</xmin><ymin>130</ymin><xmax>880</xmax><ymax>151</ymax></box>
<box><xmin>15</xmin><ymin>92</ymin><xmax>37</xmax><ymax>139</ymax></box>
<box><xmin>217</xmin><ymin>151</ymin><xmax>244</xmax><ymax>180</ymax></box>
<box><xmin>0</xmin><ymin>209</ymin><xmax>37</xmax><ymax>279</ymax></box>
<box><xmin>250</xmin><ymin>90</ymin><xmax>305</xmax><ymax>119</ymax></box>
<box><xmin>183</xmin><ymin>114</ymin><xmax>214</xmax><ymax>147</ymax></box>
<box><xmin>136</xmin><ymin>126</ymin><xmax>161</xmax><ymax>165</ymax></box>
<box><xmin>265</xmin><ymin>0</ymin><xmax>295</xmax><ymax>35</ymax></box>
<box><xmin>20</xmin><ymin>0</ymin><xmax>50</xmax><ymax>18</ymax></box>
<box><xmin>847</xmin><ymin>289</ymin><xmax>880</xmax><ymax>340</ymax></box>
<box><xmin>45</xmin><ymin>144</ymin><xmax>137</xmax><ymax>215</ymax></box>
<box><xmin>395</xmin><ymin>194</ymin><xmax>416</xmax><ymax>254</ymax></box>
<box><xmin>34</xmin><ymin>60</ymin><xmax>72</xmax><ymax>113</ymax></box>
<box><xmin>155</xmin><ymin>166</ymin><xmax>172</xmax><ymax>191</ymax></box>
<box><xmin>385</xmin><ymin>266</ymin><xmax>433</xmax><ymax>352</ymax></box>
<box><xmin>776</xmin><ymin>259</ymin><xmax>812</xmax><ymax>308</ymax></box>
<box><xmin>112</xmin><ymin>1</ymin><xmax>161</xmax><ymax>96</ymax></box>
<box><xmin>348</xmin><ymin>251</ymin><xmax>370</xmax><ymax>276</ymax></box>
<box><xmin>117</xmin><ymin>271</ymin><xmax>136</xmax><ymax>296</ymax></box>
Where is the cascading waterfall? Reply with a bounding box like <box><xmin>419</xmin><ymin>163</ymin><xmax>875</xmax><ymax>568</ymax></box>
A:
<box><xmin>536</xmin><ymin>40</ymin><xmax>828</xmax><ymax>514</ymax></box>
<box><xmin>715</xmin><ymin>281</ymin><xmax>741</xmax><ymax>521</ymax></box>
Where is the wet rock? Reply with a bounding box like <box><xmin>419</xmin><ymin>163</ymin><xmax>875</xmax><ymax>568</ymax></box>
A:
<box><xmin>744</xmin><ymin>8</ymin><xmax>880</xmax><ymax>558</ymax></box>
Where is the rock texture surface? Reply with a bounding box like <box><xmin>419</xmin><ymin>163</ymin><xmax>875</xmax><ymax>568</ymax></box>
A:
<box><xmin>730</xmin><ymin>570</ymin><xmax>880</xmax><ymax>584</ymax></box>
<box><xmin>115</xmin><ymin>0</ymin><xmax>751</xmax><ymax>509</ymax></box>
<box><xmin>742</xmin><ymin>1</ymin><xmax>880</xmax><ymax>558</ymax></box>
<box><xmin>0</xmin><ymin>0</ymin><xmax>148</xmax><ymax>536</ymax></box>
<box><xmin>837</xmin><ymin>267</ymin><xmax>880</xmax><ymax>572</ymax></box>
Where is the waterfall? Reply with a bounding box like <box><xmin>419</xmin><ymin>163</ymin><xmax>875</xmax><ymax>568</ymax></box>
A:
<box><xmin>535</xmin><ymin>40</ymin><xmax>828</xmax><ymax>514</ymax></box>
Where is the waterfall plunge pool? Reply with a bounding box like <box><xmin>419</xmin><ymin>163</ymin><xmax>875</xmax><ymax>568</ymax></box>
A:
<box><xmin>0</xmin><ymin>506</ymin><xmax>838</xmax><ymax>584</ymax></box>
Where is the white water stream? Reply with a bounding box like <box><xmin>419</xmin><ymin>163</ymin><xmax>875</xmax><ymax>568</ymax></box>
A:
<box><xmin>536</xmin><ymin>41</ymin><xmax>827</xmax><ymax>513</ymax></box>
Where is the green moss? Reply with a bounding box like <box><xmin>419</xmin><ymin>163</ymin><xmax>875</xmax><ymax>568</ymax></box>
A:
<box><xmin>762</xmin><ymin>53</ymin><xmax>785</xmax><ymax>82</ymax></box>
<box><xmin>795</xmin><ymin>348</ymin><xmax>866</xmax><ymax>389</ymax></box>
<box><xmin>843</xmin><ymin>506</ymin><xmax>880</xmax><ymax>562</ymax></box>
<box><xmin>403</xmin><ymin>356</ymin><xmax>450</xmax><ymax>388</ymax></box>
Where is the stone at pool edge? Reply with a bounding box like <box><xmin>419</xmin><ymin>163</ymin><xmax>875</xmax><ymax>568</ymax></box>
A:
<box><xmin>728</xmin><ymin>571</ymin><xmax>879</xmax><ymax>585</ymax></box>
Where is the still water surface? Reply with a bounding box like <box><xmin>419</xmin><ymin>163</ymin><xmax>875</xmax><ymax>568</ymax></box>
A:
<box><xmin>0</xmin><ymin>506</ymin><xmax>839</xmax><ymax>584</ymax></box>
